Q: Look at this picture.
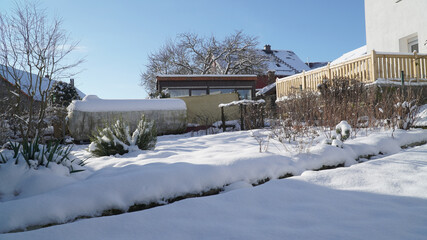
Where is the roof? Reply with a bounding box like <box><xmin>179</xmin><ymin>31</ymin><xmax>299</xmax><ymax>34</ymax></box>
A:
<box><xmin>256</xmin><ymin>48</ymin><xmax>311</xmax><ymax>75</ymax></box>
<box><xmin>0</xmin><ymin>65</ymin><xmax>85</xmax><ymax>101</ymax></box>
<box><xmin>157</xmin><ymin>75</ymin><xmax>258</xmax><ymax>81</ymax></box>
<box><xmin>331</xmin><ymin>45</ymin><xmax>367</xmax><ymax>66</ymax></box>
<box><xmin>307</xmin><ymin>62</ymin><xmax>329</xmax><ymax>69</ymax></box>
<box><xmin>256</xmin><ymin>82</ymin><xmax>276</xmax><ymax>96</ymax></box>
<box><xmin>212</xmin><ymin>46</ymin><xmax>310</xmax><ymax>77</ymax></box>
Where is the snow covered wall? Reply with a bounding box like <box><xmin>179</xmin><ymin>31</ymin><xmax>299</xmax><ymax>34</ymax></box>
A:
<box><xmin>67</xmin><ymin>95</ymin><xmax>187</xmax><ymax>141</ymax></box>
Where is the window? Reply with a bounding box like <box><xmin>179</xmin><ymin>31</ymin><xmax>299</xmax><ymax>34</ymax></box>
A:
<box><xmin>237</xmin><ymin>89</ymin><xmax>252</xmax><ymax>100</ymax></box>
<box><xmin>399</xmin><ymin>33</ymin><xmax>418</xmax><ymax>53</ymax></box>
<box><xmin>408</xmin><ymin>37</ymin><xmax>419</xmax><ymax>53</ymax></box>
<box><xmin>168</xmin><ymin>89</ymin><xmax>189</xmax><ymax>97</ymax></box>
<box><xmin>210</xmin><ymin>88</ymin><xmax>234</xmax><ymax>95</ymax></box>
<box><xmin>190</xmin><ymin>89</ymin><xmax>207</xmax><ymax>96</ymax></box>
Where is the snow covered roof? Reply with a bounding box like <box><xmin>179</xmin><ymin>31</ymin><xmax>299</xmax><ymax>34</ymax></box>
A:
<box><xmin>256</xmin><ymin>47</ymin><xmax>311</xmax><ymax>75</ymax></box>
<box><xmin>68</xmin><ymin>95</ymin><xmax>186</xmax><ymax>112</ymax></box>
<box><xmin>331</xmin><ymin>45</ymin><xmax>367</xmax><ymax>66</ymax></box>
<box><xmin>307</xmin><ymin>62</ymin><xmax>329</xmax><ymax>70</ymax></box>
<box><xmin>0</xmin><ymin>65</ymin><xmax>85</xmax><ymax>101</ymax></box>
<box><xmin>256</xmin><ymin>82</ymin><xmax>276</xmax><ymax>96</ymax></box>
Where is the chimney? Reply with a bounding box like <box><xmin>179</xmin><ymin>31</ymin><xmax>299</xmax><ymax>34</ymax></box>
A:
<box><xmin>264</xmin><ymin>44</ymin><xmax>272</xmax><ymax>53</ymax></box>
<box><xmin>70</xmin><ymin>78</ymin><xmax>74</xmax><ymax>87</ymax></box>
<box><xmin>267</xmin><ymin>70</ymin><xmax>276</xmax><ymax>84</ymax></box>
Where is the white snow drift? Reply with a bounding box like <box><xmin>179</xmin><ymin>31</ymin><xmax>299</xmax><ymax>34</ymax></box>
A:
<box><xmin>0</xmin><ymin>128</ymin><xmax>426</xmax><ymax>234</ymax></box>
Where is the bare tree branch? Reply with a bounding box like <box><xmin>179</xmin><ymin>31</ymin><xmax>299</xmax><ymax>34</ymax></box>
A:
<box><xmin>140</xmin><ymin>30</ymin><xmax>267</xmax><ymax>94</ymax></box>
<box><xmin>0</xmin><ymin>1</ymin><xmax>84</xmax><ymax>142</ymax></box>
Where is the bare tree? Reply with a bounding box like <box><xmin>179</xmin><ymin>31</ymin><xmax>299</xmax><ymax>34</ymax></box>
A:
<box><xmin>0</xmin><ymin>1</ymin><xmax>84</xmax><ymax>143</ymax></box>
<box><xmin>140</xmin><ymin>30</ymin><xmax>268</xmax><ymax>95</ymax></box>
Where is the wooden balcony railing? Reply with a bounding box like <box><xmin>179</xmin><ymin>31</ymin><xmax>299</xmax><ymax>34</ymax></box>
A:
<box><xmin>276</xmin><ymin>50</ymin><xmax>427</xmax><ymax>99</ymax></box>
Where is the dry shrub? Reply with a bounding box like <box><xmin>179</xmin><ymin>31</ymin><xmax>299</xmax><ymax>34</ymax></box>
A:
<box><xmin>243</xmin><ymin>104</ymin><xmax>265</xmax><ymax>130</ymax></box>
<box><xmin>276</xmin><ymin>78</ymin><xmax>424</xmax><ymax>136</ymax></box>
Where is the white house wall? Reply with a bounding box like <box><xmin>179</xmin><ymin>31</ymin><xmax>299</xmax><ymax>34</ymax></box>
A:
<box><xmin>365</xmin><ymin>0</ymin><xmax>427</xmax><ymax>54</ymax></box>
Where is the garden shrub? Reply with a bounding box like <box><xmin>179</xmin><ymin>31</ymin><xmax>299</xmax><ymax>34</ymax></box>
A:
<box><xmin>330</xmin><ymin>120</ymin><xmax>352</xmax><ymax>148</ymax></box>
<box><xmin>49</xmin><ymin>81</ymin><xmax>81</xmax><ymax>107</ymax></box>
<box><xmin>89</xmin><ymin>115</ymin><xmax>157</xmax><ymax>157</ymax></box>
<box><xmin>0</xmin><ymin>136</ymin><xmax>85</xmax><ymax>173</ymax></box>
<box><xmin>335</xmin><ymin>120</ymin><xmax>351</xmax><ymax>141</ymax></box>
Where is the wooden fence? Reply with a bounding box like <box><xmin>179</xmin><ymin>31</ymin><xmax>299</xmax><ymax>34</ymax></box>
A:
<box><xmin>276</xmin><ymin>50</ymin><xmax>427</xmax><ymax>99</ymax></box>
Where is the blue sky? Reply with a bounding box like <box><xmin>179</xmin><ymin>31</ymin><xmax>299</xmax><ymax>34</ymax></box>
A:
<box><xmin>0</xmin><ymin>0</ymin><xmax>366</xmax><ymax>99</ymax></box>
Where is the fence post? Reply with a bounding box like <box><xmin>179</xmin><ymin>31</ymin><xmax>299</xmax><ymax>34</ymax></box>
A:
<box><xmin>370</xmin><ymin>50</ymin><xmax>377</xmax><ymax>82</ymax></box>
<box><xmin>302</xmin><ymin>70</ymin><xmax>306</xmax><ymax>90</ymax></box>
<box><xmin>221</xmin><ymin>106</ymin><xmax>226</xmax><ymax>132</ymax></box>
<box><xmin>240</xmin><ymin>104</ymin><xmax>244</xmax><ymax>131</ymax></box>
<box><xmin>413</xmin><ymin>50</ymin><xmax>419</xmax><ymax>82</ymax></box>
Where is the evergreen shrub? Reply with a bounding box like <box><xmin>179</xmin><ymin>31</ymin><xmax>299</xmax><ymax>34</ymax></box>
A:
<box><xmin>89</xmin><ymin>115</ymin><xmax>157</xmax><ymax>157</ymax></box>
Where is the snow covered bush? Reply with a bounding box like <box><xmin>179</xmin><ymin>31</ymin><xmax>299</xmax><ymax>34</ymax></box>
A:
<box><xmin>49</xmin><ymin>81</ymin><xmax>81</xmax><ymax>107</ymax></box>
<box><xmin>330</xmin><ymin>120</ymin><xmax>352</xmax><ymax>148</ymax></box>
<box><xmin>269</xmin><ymin>120</ymin><xmax>318</xmax><ymax>154</ymax></box>
<box><xmin>335</xmin><ymin>120</ymin><xmax>351</xmax><ymax>141</ymax></box>
<box><xmin>0</xmin><ymin>137</ymin><xmax>84</xmax><ymax>173</ymax></box>
<box><xmin>148</xmin><ymin>88</ymin><xmax>170</xmax><ymax>99</ymax></box>
<box><xmin>394</xmin><ymin>100</ymin><xmax>419</xmax><ymax>130</ymax></box>
<box><xmin>374</xmin><ymin>86</ymin><xmax>424</xmax><ymax>131</ymax></box>
<box><xmin>46</xmin><ymin>81</ymin><xmax>82</xmax><ymax>141</ymax></box>
<box><xmin>89</xmin><ymin>115</ymin><xmax>157</xmax><ymax>156</ymax></box>
<box><xmin>250</xmin><ymin>129</ymin><xmax>270</xmax><ymax>153</ymax></box>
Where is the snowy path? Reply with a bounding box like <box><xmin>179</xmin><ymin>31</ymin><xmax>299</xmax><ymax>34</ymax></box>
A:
<box><xmin>2</xmin><ymin>144</ymin><xmax>427</xmax><ymax>240</ymax></box>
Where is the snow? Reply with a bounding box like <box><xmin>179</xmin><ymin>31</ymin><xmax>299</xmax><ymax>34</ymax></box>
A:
<box><xmin>218</xmin><ymin>99</ymin><xmax>265</xmax><ymax>108</ymax></box>
<box><xmin>335</xmin><ymin>120</ymin><xmax>352</xmax><ymax>141</ymax></box>
<box><xmin>255</xmin><ymin>49</ymin><xmax>311</xmax><ymax>75</ymax></box>
<box><xmin>330</xmin><ymin>45</ymin><xmax>367</xmax><ymax>66</ymax></box>
<box><xmin>368</xmin><ymin>78</ymin><xmax>427</xmax><ymax>86</ymax></box>
<box><xmin>213</xmin><ymin>48</ymin><xmax>310</xmax><ymax>76</ymax></box>
<box><xmin>2</xmin><ymin>140</ymin><xmax>427</xmax><ymax>240</ymax></box>
<box><xmin>0</xmin><ymin>128</ymin><xmax>426</xmax><ymax>236</ymax></box>
<box><xmin>415</xmin><ymin>104</ymin><xmax>427</xmax><ymax>127</ymax></box>
<box><xmin>0</xmin><ymin>64</ymin><xmax>85</xmax><ymax>100</ymax></box>
<box><xmin>67</xmin><ymin>95</ymin><xmax>187</xmax><ymax>112</ymax></box>
<box><xmin>256</xmin><ymin>82</ymin><xmax>276</xmax><ymax>96</ymax></box>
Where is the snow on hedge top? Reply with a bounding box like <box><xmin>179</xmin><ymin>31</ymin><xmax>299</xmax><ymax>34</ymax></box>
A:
<box><xmin>68</xmin><ymin>95</ymin><xmax>187</xmax><ymax>112</ymax></box>
<box><xmin>218</xmin><ymin>99</ymin><xmax>265</xmax><ymax>108</ymax></box>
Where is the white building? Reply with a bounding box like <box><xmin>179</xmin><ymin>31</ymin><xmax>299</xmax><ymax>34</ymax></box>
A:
<box><xmin>365</xmin><ymin>0</ymin><xmax>427</xmax><ymax>54</ymax></box>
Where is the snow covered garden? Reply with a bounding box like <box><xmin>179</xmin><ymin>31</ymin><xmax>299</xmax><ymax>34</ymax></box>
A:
<box><xmin>1</xmin><ymin>0</ymin><xmax>427</xmax><ymax>238</ymax></box>
<box><xmin>1</xmin><ymin>78</ymin><xmax>427</xmax><ymax>239</ymax></box>
<box><xmin>1</xmin><ymin>111</ymin><xmax>427</xmax><ymax>239</ymax></box>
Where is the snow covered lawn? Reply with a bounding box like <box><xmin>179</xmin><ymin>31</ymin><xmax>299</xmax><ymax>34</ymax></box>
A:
<box><xmin>0</xmin><ymin>128</ymin><xmax>426</xmax><ymax>238</ymax></box>
<box><xmin>2</xmin><ymin>140</ymin><xmax>427</xmax><ymax>239</ymax></box>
